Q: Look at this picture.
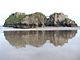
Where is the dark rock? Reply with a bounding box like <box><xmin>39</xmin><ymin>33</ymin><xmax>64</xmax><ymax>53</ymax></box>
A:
<box><xmin>48</xmin><ymin>13</ymin><xmax>77</xmax><ymax>27</ymax></box>
<box><xmin>61</xmin><ymin>18</ymin><xmax>77</xmax><ymax>27</ymax></box>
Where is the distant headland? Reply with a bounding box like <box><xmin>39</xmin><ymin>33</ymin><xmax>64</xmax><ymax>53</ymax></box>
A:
<box><xmin>3</xmin><ymin>12</ymin><xmax>77</xmax><ymax>28</ymax></box>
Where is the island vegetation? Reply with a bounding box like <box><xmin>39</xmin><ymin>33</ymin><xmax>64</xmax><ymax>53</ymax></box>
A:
<box><xmin>3</xmin><ymin>12</ymin><xmax>77</xmax><ymax>28</ymax></box>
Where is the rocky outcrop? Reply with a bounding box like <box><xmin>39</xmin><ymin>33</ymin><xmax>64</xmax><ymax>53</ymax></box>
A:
<box><xmin>62</xmin><ymin>18</ymin><xmax>77</xmax><ymax>27</ymax></box>
<box><xmin>3</xmin><ymin>12</ymin><xmax>77</xmax><ymax>28</ymax></box>
<box><xmin>4</xmin><ymin>12</ymin><xmax>46</xmax><ymax>28</ymax></box>
<box><xmin>45</xmin><ymin>13</ymin><xmax>77</xmax><ymax>27</ymax></box>
<box><xmin>21</xmin><ymin>12</ymin><xmax>46</xmax><ymax>28</ymax></box>
<box><xmin>3</xmin><ymin>12</ymin><xmax>26</xmax><ymax>28</ymax></box>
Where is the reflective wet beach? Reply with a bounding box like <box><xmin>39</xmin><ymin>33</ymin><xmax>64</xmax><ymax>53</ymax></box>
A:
<box><xmin>0</xmin><ymin>30</ymin><xmax>80</xmax><ymax>60</ymax></box>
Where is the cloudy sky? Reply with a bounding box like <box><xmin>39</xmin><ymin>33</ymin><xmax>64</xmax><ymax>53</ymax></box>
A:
<box><xmin>0</xmin><ymin>0</ymin><xmax>80</xmax><ymax>26</ymax></box>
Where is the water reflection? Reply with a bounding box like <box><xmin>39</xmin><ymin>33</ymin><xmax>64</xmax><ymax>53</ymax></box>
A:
<box><xmin>4</xmin><ymin>30</ymin><xmax>77</xmax><ymax>48</ymax></box>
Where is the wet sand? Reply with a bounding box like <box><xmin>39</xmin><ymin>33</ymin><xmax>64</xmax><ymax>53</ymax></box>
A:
<box><xmin>0</xmin><ymin>27</ymin><xmax>80</xmax><ymax>31</ymax></box>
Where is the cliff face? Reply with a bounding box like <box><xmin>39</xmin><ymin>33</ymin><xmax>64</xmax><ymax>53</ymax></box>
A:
<box><xmin>3</xmin><ymin>12</ymin><xmax>77</xmax><ymax>28</ymax></box>
<box><xmin>45</xmin><ymin>13</ymin><xmax>77</xmax><ymax>27</ymax></box>
<box><xmin>21</xmin><ymin>12</ymin><xmax>46</xmax><ymax>28</ymax></box>
<box><xmin>4</xmin><ymin>12</ymin><xmax>26</xmax><ymax>27</ymax></box>
<box><xmin>4</xmin><ymin>12</ymin><xmax>46</xmax><ymax>28</ymax></box>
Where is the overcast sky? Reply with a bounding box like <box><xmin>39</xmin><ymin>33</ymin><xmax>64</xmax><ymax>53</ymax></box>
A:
<box><xmin>0</xmin><ymin>0</ymin><xmax>80</xmax><ymax>26</ymax></box>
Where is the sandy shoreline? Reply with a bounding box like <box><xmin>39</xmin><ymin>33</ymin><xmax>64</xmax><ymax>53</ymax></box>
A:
<box><xmin>0</xmin><ymin>27</ymin><xmax>80</xmax><ymax>31</ymax></box>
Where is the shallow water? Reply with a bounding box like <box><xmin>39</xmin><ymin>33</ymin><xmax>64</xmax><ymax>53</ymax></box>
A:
<box><xmin>0</xmin><ymin>28</ymin><xmax>80</xmax><ymax>60</ymax></box>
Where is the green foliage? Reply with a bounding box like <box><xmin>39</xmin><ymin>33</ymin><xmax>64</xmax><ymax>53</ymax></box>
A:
<box><xmin>5</xmin><ymin>12</ymin><xmax>46</xmax><ymax>25</ymax></box>
<box><xmin>5</xmin><ymin>12</ymin><xmax>26</xmax><ymax>24</ymax></box>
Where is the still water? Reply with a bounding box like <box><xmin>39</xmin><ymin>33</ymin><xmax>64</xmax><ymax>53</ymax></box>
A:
<box><xmin>0</xmin><ymin>30</ymin><xmax>80</xmax><ymax>60</ymax></box>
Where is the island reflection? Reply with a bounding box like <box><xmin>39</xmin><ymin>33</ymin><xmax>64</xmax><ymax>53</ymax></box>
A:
<box><xmin>4</xmin><ymin>30</ymin><xmax>77</xmax><ymax>48</ymax></box>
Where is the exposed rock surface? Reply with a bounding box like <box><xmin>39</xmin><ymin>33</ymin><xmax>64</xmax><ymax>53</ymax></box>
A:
<box><xmin>45</xmin><ymin>13</ymin><xmax>77</xmax><ymax>27</ymax></box>
<box><xmin>3</xmin><ymin>12</ymin><xmax>77</xmax><ymax>28</ymax></box>
<box><xmin>21</xmin><ymin>12</ymin><xmax>46</xmax><ymax>28</ymax></box>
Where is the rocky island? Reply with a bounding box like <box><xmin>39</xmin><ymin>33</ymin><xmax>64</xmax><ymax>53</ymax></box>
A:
<box><xmin>3</xmin><ymin>12</ymin><xmax>77</xmax><ymax>28</ymax></box>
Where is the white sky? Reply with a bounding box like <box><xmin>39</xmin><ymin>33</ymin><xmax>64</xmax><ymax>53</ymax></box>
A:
<box><xmin>0</xmin><ymin>0</ymin><xmax>80</xmax><ymax>26</ymax></box>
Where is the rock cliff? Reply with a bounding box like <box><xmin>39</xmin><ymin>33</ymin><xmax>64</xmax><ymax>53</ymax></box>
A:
<box><xmin>45</xmin><ymin>13</ymin><xmax>77</xmax><ymax>27</ymax></box>
<box><xmin>3</xmin><ymin>12</ymin><xmax>77</xmax><ymax>28</ymax></box>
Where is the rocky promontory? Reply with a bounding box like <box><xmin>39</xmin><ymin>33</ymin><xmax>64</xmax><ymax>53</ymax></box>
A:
<box><xmin>3</xmin><ymin>12</ymin><xmax>77</xmax><ymax>28</ymax></box>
